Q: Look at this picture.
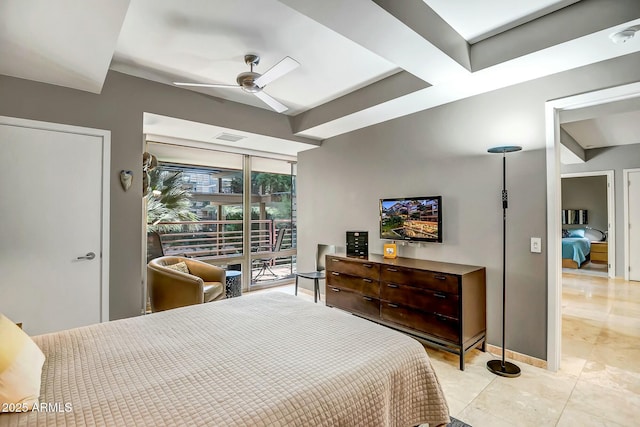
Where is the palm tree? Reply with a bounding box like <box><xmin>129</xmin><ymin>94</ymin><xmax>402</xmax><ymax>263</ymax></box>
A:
<box><xmin>146</xmin><ymin>169</ymin><xmax>199</xmax><ymax>232</ymax></box>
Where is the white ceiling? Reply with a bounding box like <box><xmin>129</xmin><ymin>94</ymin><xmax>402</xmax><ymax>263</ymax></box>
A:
<box><xmin>2</xmin><ymin>0</ymin><xmax>640</xmax><ymax>158</ymax></box>
<box><xmin>112</xmin><ymin>0</ymin><xmax>400</xmax><ymax>115</ymax></box>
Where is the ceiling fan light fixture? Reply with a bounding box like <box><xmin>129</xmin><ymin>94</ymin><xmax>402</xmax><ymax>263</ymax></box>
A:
<box><xmin>174</xmin><ymin>53</ymin><xmax>299</xmax><ymax>113</ymax></box>
<box><xmin>609</xmin><ymin>27</ymin><xmax>639</xmax><ymax>44</ymax></box>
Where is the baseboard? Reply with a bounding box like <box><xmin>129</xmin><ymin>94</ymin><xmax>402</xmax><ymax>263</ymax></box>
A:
<box><xmin>486</xmin><ymin>344</ymin><xmax>547</xmax><ymax>369</ymax></box>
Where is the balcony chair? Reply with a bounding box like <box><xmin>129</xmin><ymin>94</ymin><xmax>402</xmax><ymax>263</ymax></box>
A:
<box><xmin>146</xmin><ymin>230</ymin><xmax>165</xmax><ymax>263</ymax></box>
<box><xmin>253</xmin><ymin>227</ymin><xmax>286</xmax><ymax>281</ymax></box>
<box><xmin>147</xmin><ymin>256</ymin><xmax>226</xmax><ymax>312</ymax></box>
<box><xmin>295</xmin><ymin>244</ymin><xmax>336</xmax><ymax>303</ymax></box>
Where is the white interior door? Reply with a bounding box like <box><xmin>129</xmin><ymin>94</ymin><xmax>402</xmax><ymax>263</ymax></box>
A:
<box><xmin>629</xmin><ymin>170</ymin><xmax>640</xmax><ymax>281</ymax></box>
<box><xmin>0</xmin><ymin>117</ymin><xmax>109</xmax><ymax>335</ymax></box>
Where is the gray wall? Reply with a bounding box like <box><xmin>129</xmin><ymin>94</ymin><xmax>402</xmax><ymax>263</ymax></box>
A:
<box><xmin>561</xmin><ymin>144</ymin><xmax>640</xmax><ymax>275</ymax></box>
<box><xmin>562</xmin><ymin>175</ymin><xmax>608</xmax><ymax>235</ymax></box>
<box><xmin>299</xmin><ymin>140</ymin><xmax>548</xmax><ymax>358</ymax></box>
<box><xmin>0</xmin><ymin>71</ymin><xmax>313</xmax><ymax>320</ymax></box>
<box><xmin>298</xmin><ymin>53</ymin><xmax>640</xmax><ymax>361</ymax></box>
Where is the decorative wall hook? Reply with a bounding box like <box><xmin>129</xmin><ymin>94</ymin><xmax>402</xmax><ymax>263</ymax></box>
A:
<box><xmin>120</xmin><ymin>170</ymin><xmax>133</xmax><ymax>191</ymax></box>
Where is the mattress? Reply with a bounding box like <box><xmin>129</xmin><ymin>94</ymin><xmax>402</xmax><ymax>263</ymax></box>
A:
<box><xmin>0</xmin><ymin>292</ymin><xmax>450</xmax><ymax>427</ymax></box>
<box><xmin>562</xmin><ymin>237</ymin><xmax>591</xmax><ymax>266</ymax></box>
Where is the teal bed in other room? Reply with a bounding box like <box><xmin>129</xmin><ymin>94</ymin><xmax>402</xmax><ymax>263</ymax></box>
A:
<box><xmin>562</xmin><ymin>236</ymin><xmax>591</xmax><ymax>268</ymax></box>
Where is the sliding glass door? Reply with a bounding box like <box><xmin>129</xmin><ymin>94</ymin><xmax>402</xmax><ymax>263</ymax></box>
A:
<box><xmin>145</xmin><ymin>141</ymin><xmax>296</xmax><ymax>295</ymax></box>
<box><xmin>250</xmin><ymin>157</ymin><xmax>297</xmax><ymax>288</ymax></box>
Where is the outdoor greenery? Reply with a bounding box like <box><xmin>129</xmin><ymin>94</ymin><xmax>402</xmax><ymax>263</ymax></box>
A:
<box><xmin>147</xmin><ymin>166</ymin><xmax>293</xmax><ymax>236</ymax></box>
<box><xmin>146</xmin><ymin>169</ymin><xmax>199</xmax><ymax>232</ymax></box>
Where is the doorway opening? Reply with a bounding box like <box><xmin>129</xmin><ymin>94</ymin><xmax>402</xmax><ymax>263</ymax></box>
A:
<box><xmin>545</xmin><ymin>81</ymin><xmax>640</xmax><ymax>372</ymax></box>
<box><xmin>560</xmin><ymin>170</ymin><xmax>615</xmax><ymax>279</ymax></box>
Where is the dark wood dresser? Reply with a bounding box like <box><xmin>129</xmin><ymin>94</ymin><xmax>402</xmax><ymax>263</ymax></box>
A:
<box><xmin>325</xmin><ymin>254</ymin><xmax>486</xmax><ymax>370</ymax></box>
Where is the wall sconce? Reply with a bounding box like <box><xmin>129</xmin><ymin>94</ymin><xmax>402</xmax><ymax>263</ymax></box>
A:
<box><xmin>120</xmin><ymin>170</ymin><xmax>133</xmax><ymax>191</ymax></box>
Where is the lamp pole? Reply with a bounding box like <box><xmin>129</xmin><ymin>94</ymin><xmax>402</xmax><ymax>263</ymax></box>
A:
<box><xmin>486</xmin><ymin>145</ymin><xmax>522</xmax><ymax>378</ymax></box>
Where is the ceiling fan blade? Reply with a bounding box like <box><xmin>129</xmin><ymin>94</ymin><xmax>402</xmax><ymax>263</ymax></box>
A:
<box><xmin>254</xmin><ymin>91</ymin><xmax>288</xmax><ymax>113</ymax></box>
<box><xmin>254</xmin><ymin>56</ymin><xmax>300</xmax><ymax>88</ymax></box>
<box><xmin>174</xmin><ymin>82</ymin><xmax>241</xmax><ymax>89</ymax></box>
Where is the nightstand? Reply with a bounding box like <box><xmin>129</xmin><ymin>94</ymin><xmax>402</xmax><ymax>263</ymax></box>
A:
<box><xmin>590</xmin><ymin>241</ymin><xmax>608</xmax><ymax>265</ymax></box>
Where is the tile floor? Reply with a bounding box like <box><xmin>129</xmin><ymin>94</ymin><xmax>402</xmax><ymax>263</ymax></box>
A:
<box><xmin>252</xmin><ymin>273</ymin><xmax>640</xmax><ymax>426</ymax></box>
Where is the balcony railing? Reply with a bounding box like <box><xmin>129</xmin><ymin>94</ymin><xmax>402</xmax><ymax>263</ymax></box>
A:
<box><xmin>148</xmin><ymin>220</ymin><xmax>297</xmax><ymax>280</ymax></box>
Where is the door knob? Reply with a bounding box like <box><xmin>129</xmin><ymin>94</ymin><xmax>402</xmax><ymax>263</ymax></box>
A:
<box><xmin>77</xmin><ymin>252</ymin><xmax>96</xmax><ymax>260</ymax></box>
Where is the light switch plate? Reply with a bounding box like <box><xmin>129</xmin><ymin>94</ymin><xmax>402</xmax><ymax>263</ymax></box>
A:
<box><xmin>531</xmin><ymin>237</ymin><xmax>542</xmax><ymax>253</ymax></box>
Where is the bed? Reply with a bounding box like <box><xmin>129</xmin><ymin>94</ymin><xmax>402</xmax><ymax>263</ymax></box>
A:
<box><xmin>562</xmin><ymin>236</ymin><xmax>591</xmax><ymax>269</ymax></box>
<box><xmin>0</xmin><ymin>292</ymin><xmax>450</xmax><ymax>427</ymax></box>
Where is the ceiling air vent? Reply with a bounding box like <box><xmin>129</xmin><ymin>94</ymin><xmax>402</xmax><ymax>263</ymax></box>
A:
<box><xmin>213</xmin><ymin>132</ymin><xmax>247</xmax><ymax>142</ymax></box>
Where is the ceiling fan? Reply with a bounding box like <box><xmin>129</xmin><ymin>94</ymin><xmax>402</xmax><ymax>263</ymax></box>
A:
<box><xmin>174</xmin><ymin>54</ymin><xmax>299</xmax><ymax>113</ymax></box>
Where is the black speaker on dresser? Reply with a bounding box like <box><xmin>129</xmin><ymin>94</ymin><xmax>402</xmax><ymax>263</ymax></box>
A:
<box><xmin>346</xmin><ymin>231</ymin><xmax>368</xmax><ymax>257</ymax></box>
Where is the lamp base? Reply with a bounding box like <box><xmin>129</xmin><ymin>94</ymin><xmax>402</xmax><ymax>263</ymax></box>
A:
<box><xmin>487</xmin><ymin>359</ymin><xmax>521</xmax><ymax>377</ymax></box>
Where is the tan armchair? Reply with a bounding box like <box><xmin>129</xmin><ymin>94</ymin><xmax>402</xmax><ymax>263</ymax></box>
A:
<box><xmin>147</xmin><ymin>256</ymin><xmax>226</xmax><ymax>312</ymax></box>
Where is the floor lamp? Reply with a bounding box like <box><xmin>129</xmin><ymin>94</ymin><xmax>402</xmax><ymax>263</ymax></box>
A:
<box><xmin>486</xmin><ymin>145</ymin><xmax>522</xmax><ymax>378</ymax></box>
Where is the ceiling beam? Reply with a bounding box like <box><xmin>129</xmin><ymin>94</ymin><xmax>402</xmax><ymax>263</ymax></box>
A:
<box><xmin>560</xmin><ymin>128</ymin><xmax>586</xmax><ymax>162</ymax></box>
<box><xmin>277</xmin><ymin>0</ymin><xmax>470</xmax><ymax>84</ymax></box>
<box><xmin>290</xmin><ymin>71</ymin><xmax>429</xmax><ymax>137</ymax></box>
<box><xmin>289</xmin><ymin>0</ymin><xmax>640</xmax><ymax>140</ymax></box>
<box><xmin>471</xmin><ymin>0</ymin><xmax>640</xmax><ymax>71</ymax></box>
<box><xmin>371</xmin><ymin>0</ymin><xmax>471</xmax><ymax>72</ymax></box>
<box><xmin>560</xmin><ymin>96</ymin><xmax>640</xmax><ymax>123</ymax></box>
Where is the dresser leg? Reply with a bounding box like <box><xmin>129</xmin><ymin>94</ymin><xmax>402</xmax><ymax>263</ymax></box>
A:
<box><xmin>460</xmin><ymin>352</ymin><xmax>465</xmax><ymax>371</ymax></box>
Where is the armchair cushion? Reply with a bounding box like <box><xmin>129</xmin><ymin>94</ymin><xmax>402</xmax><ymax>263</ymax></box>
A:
<box><xmin>165</xmin><ymin>261</ymin><xmax>189</xmax><ymax>274</ymax></box>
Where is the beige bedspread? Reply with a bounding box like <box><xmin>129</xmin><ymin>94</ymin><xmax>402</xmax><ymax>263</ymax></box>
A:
<box><xmin>1</xmin><ymin>292</ymin><xmax>450</xmax><ymax>426</ymax></box>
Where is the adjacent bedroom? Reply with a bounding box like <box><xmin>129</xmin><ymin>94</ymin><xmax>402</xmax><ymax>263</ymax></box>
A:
<box><xmin>561</xmin><ymin>174</ymin><xmax>610</xmax><ymax>277</ymax></box>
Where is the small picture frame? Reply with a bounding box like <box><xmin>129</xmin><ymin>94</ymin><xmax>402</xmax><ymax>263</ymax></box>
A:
<box><xmin>383</xmin><ymin>243</ymin><xmax>397</xmax><ymax>259</ymax></box>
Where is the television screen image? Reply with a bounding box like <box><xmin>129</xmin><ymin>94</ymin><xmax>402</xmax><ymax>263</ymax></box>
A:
<box><xmin>380</xmin><ymin>196</ymin><xmax>442</xmax><ymax>242</ymax></box>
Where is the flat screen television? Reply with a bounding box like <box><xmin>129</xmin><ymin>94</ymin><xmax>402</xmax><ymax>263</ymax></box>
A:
<box><xmin>380</xmin><ymin>196</ymin><xmax>442</xmax><ymax>243</ymax></box>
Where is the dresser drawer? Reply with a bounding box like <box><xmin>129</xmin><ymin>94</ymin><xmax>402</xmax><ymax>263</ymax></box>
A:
<box><xmin>590</xmin><ymin>252</ymin><xmax>607</xmax><ymax>263</ymax></box>
<box><xmin>326</xmin><ymin>257</ymin><xmax>380</xmax><ymax>280</ymax></box>
<box><xmin>380</xmin><ymin>266</ymin><xmax>459</xmax><ymax>294</ymax></box>
<box><xmin>590</xmin><ymin>242</ymin><xmax>607</xmax><ymax>253</ymax></box>
<box><xmin>380</xmin><ymin>283</ymin><xmax>459</xmax><ymax>319</ymax></box>
<box><xmin>327</xmin><ymin>272</ymin><xmax>379</xmax><ymax>297</ymax></box>
<box><xmin>381</xmin><ymin>302</ymin><xmax>459</xmax><ymax>343</ymax></box>
<box><xmin>326</xmin><ymin>286</ymin><xmax>380</xmax><ymax>318</ymax></box>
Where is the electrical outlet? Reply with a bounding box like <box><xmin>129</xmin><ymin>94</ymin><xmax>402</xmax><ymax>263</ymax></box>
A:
<box><xmin>531</xmin><ymin>237</ymin><xmax>542</xmax><ymax>253</ymax></box>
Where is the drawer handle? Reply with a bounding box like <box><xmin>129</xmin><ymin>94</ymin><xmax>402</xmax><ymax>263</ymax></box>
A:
<box><xmin>387</xmin><ymin>284</ymin><xmax>399</xmax><ymax>288</ymax></box>
<box><xmin>434</xmin><ymin>275</ymin><xmax>447</xmax><ymax>280</ymax></box>
<box><xmin>363</xmin><ymin>278</ymin><xmax>373</xmax><ymax>283</ymax></box>
<box><xmin>388</xmin><ymin>303</ymin><xmax>399</xmax><ymax>308</ymax></box>
<box><xmin>434</xmin><ymin>292</ymin><xmax>446</xmax><ymax>299</ymax></box>
<box><xmin>331</xmin><ymin>272</ymin><xmax>340</xmax><ymax>276</ymax></box>
<box><xmin>435</xmin><ymin>314</ymin><xmax>449</xmax><ymax>321</ymax></box>
<box><xmin>331</xmin><ymin>288</ymin><xmax>340</xmax><ymax>292</ymax></box>
<box><xmin>363</xmin><ymin>264</ymin><xmax>373</xmax><ymax>268</ymax></box>
<box><xmin>331</xmin><ymin>259</ymin><xmax>341</xmax><ymax>262</ymax></box>
<box><xmin>387</xmin><ymin>268</ymin><xmax>399</xmax><ymax>272</ymax></box>
<box><xmin>363</xmin><ymin>296</ymin><xmax>373</xmax><ymax>301</ymax></box>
